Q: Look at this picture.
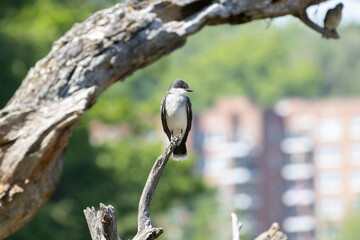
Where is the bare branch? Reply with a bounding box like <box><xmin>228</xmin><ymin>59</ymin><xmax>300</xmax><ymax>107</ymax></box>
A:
<box><xmin>134</xmin><ymin>134</ymin><xmax>182</xmax><ymax>240</ymax></box>
<box><xmin>83</xmin><ymin>135</ymin><xmax>182</xmax><ymax>240</ymax></box>
<box><xmin>231</xmin><ymin>212</ymin><xmax>243</xmax><ymax>240</ymax></box>
<box><xmin>84</xmin><ymin>203</ymin><xmax>121</xmax><ymax>240</ymax></box>
<box><xmin>293</xmin><ymin>10</ymin><xmax>339</xmax><ymax>39</ymax></box>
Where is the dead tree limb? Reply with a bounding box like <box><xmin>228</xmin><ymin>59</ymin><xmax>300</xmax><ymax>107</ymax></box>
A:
<box><xmin>0</xmin><ymin>0</ymin><xmax>334</xmax><ymax>238</ymax></box>
<box><xmin>84</xmin><ymin>204</ymin><xmax>121</xmax><ymax>240</ymax></box>
<box><xmin>254</xmin><ymin>222</ymin><xmax>287</xmax><ymax>240</ymax></box>
<box><xmin>134</xmin><ymin>134</ymin><xmax>181</xmax><ymax>240</ymax></box>
<box><xmin>83</xmin><ymin>135</ymin><xmax>182</xmax><ymax>240</ymax></box>
<box><xmin>231</xmin><ymin>212</ymin><xmax>243</xmax><ymax>240</ymax></box>
<box><xmin>293</xmin><ymin>10</ymin><xmax>339</xmax><ymax>39</ymax></box>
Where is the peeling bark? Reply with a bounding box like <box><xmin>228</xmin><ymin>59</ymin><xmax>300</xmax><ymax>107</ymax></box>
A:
<box><xmin>0</xmin><ymin>0</ymin><xmax>332</xmax><ymax>238</ymax></box>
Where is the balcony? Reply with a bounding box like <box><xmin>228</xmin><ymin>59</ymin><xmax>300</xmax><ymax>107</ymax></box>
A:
<box><xmin>215</xmin><ymin>167</ymin><xmax>252</xmax><ymax>185</ymax></box>
<box><xmin>281</xmin><ymin>163</ymin><xmax>314</xmax><ymax>180</ymax></box>
<box><xmin>282</xmin><ymin>189</ymin><xmax>315</xmax><ymax>206</ymax></box>
<box><xmin>281</xmin><ymin>137</ymin><xmax>313</xmax><ymax>154</ymax></box>
<box><xmin>283</xmin><ymin>216</ymin><xmax>316</xmax><ymax>233</ymax></box>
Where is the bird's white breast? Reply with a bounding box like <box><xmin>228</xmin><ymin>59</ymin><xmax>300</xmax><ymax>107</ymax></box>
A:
<box><xmin>165</xmin><ymin>94</ymin><xmax>188</xmax><ymax>136</ymax></box>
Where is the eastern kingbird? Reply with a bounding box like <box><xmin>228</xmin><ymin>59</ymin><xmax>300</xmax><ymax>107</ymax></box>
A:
<box><xmin>161</xmin><ymin>79</ymin><xmax>193</xmax><ymax>161</ymax></box>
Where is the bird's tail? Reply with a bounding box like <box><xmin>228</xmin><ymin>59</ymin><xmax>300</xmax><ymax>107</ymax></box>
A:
<box><xmin>172</xmin><ymin>141</ymin><xmax>187</xmax><ymax>161</ymax></box>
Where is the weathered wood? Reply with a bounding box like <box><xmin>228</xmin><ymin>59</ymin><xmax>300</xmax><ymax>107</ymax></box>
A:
<box><xmin>0</xmin><ymin>0</ymin><xmax>333</xmax><ymax>238</ymax></box>
<box><xmin>84</xmin><ymin>135</ymin><xmax>182</xmax><ymax>240</ymax></box>
<box><xmin>255</xmin><ymin>223</ymin><xmax>287</xmax><ymax>240</ymax></box>
<box><xmin>133</xmin><ymin>134</ymin><xmax>182</xmax><ymax>240</ymax></box>
<box><xmin>84</xmin><ymin>204</ymin><xmax>121</xmax><ymax>240</ymax></box>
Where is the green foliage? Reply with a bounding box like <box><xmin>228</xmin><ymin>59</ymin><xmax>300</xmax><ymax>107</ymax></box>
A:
<box><xmin>334</xmin><ymin>199</ymin><xmax>360</xmax><ymax>240</ymax></box>
<box><xmin>0</xmin><ymin>0</ymin><xmax>117</xmax><ymax>108</ymax></box>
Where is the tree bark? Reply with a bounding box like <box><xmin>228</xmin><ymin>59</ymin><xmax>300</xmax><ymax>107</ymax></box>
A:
<box><xmin>0</xmin><ymin>0</ymin><xmax>331</xmax><ymax>238</ymax></box>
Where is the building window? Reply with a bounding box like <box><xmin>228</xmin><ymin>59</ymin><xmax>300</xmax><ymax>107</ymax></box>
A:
<box><xmin>204</xmin><ymin>131</ymin><xmax>225</xmax><ymax>145</ymax></box>
<box><xmin>319</xmin><ymin>198</ymin><xmax>344</xmax><ymax>220</ymax></box>
<box><xmin>316</xmin><ymin>145</ymin><xmax>342</xmax><ymax>168</ymax></box>
<box><xmin>350</xmin><ymin>116</ymin><xmax>360</xmax><ymax>140</ymax></box>
<box><xmin>317</xmin><ymin>117</ymin><xmax>343</xmax><ymax>142</ymax></box>
<box><xmin>351</xmin><ymin>170</ymin><xmax>360</xmax><ymax>193</ymax></box>
<box><xmin>290</xmin><ymin>153</ymin><xmax>309</xmax><ymax>163</ymax></box>
<box><xmin>317</xmin><ymin>172</ymin><xmax>343</xmax><ymax>195</ymax></box>
<box><xmin>204</xmin><ymin>156</ymin><xmax>227</xmax><ymax>172</ymax></box>
<box><xmin>351</xmin><ymin>144</ymin><xmax>360</xmax><ymax>165</ymax></box>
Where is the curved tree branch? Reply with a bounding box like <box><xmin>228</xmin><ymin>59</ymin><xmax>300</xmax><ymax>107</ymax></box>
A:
<box><xmin>134</xmin><ymin>134</ymin><xmax>182</xmax><ymax>240</ymax></box>
<box><xmin>0</xmin><ymin>0</ymin><xmax>333</xmax><ymax>238</ymax></box>
<box><xmin>83</xmin><ymin>135</ymin><xmax>182</xmax><ymax>240</ymax></box>
<box><xmin>293</xmin><ymin>10</ymin><xmax>340</xmax><ymax>39</ymax></box>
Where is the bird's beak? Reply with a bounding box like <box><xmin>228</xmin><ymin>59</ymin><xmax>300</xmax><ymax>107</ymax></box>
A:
<box><xmin>186</xmin><ymin>88</ymin><xmax>194</xmax><ymax>92</ymax></box>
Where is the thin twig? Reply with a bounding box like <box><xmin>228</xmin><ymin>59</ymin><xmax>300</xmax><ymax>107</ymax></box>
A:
<box><xmin>293</xmin><ymin>10</ymin><xmax>339</xmax><ymax>39</ymax></box>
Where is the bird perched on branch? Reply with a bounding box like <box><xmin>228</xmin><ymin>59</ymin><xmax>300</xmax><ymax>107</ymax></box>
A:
<box><xmin>161</xmin><ymin>79</ymin><xmax>193</xmax><ymax>161</ymax></box>
<box><xmin>324</xmin><ymin>3</ymin><xmax>343</xmax><ymax>32</ymax></box>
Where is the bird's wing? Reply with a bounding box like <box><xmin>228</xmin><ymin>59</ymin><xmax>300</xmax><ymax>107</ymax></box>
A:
<box><xmin>161</xmin><ymin>96</ymin><xmax>171</xmax><ymax>141</ymax></box>
<box><xmin>182</xmin><ymin>96</ymin><xmax>192</xmax><ymax>143</ymax></box>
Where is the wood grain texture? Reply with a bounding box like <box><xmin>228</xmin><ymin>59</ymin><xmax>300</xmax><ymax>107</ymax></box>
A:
<box><xmin>0</xmin><ymin>0</ymin><xmax>330</xmax><ymax>238</ymax></box>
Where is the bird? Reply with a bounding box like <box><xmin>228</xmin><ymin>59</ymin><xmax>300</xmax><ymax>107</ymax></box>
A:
<box><xmin>161</xmin><ymin>79</ymin><xmax>193</xmax><ymax>161</ymax></box>
<box><xmin>324</xmin><ymin>3</ymin><xmax>343</xmax><ymax>31</ymax></box>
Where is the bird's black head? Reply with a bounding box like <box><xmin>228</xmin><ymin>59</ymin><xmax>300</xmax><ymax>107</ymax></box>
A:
<box><xmin>169</xmin><ymin>78</ymin><xmax>194</xmax><ymax>92</ymax></box>
<box><xmin>336</xmin><ymin>3</ymin><xmax>343</xmax><ymax>10</ymax></box>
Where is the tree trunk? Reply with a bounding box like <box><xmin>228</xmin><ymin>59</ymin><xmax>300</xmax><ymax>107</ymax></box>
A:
<box><xmin>0</xmin><ymin>0</ymin><xmax>330</xmax><ymax>238</ymax></box>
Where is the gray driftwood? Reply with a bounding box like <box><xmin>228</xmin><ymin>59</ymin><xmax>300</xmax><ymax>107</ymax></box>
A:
<box><xmin>231</xmin><ymin>212</ymin><xmax>287</xmax><ymax>240</ymax></box>
<box><xmin>0</xmin><ymin>0</ymin><xmax>336</xmax><ymax>238</ymax></box>
<box><xmin>84</xmin><ymin>204</ymin><xmax>121</xmax><ymax>240</ymax></box>
<box><xmin>84</xmin><ymin>135</ymin><xmax>182</xmax><ymax>240</ymax></box>
<box><xmin>255</xmin><ymin>222</ymin><xmax>287</xmax><ymax>240</ymax></box>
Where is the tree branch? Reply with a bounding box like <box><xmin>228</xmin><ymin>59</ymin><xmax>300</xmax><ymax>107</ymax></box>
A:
<box><xmin>231</xmin><ymin>212</ymin><xmax>243</xmax><ymax>240</ymax></box>
<box><xmin>254</xmin><ymin>222</ymin><xmax>287</xmax><ymax>240</ymax></box>
<box><xmin>134</xmin><ymin>134</ymin><xmax>182</xmax><ymax>240</ymax></box>
<box><xmin>84</xmin><ymin>204</ymin><xmax>121</xmax><ymax>240</ymax></box>
<box><xmin>0</xmin><ymin>0</ymin><xmax>333</xmax><ymax>237</ymax></box>
<box><xmin>293</xmin><ymin>10</ymin><xmax>339</xmax><ymax>39</ymax></box>
<box><xmin>83</xmin><ymin>135</ymin><xmax>182</xmax><ymax>240</ymax></box>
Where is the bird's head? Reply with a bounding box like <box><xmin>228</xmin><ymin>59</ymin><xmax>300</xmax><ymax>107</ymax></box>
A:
<box><xmin>168</xmin><ymin>78</ymin><xmax>194</xmax><ymax>95</ymax></box>
<box><xmin>336</xmin><ymin>3</ymin><xmax>344</xmax><ymax>11</ymax></box>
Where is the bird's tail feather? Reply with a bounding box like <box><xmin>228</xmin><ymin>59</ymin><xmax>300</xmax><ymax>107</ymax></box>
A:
<box><xmin>172</xmin><ymin>142</ymin><xmax>187</xmax><ymax>161</ymax></box>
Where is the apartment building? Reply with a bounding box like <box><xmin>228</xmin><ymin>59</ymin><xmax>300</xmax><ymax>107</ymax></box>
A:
<box><xmin>194</xmin><ymin>97</ymin><xmax>360</xmax><ymax>240</ymax></box>
<box><xmin>274</xmin><ymin>98</ymin><xmax>360</xmax><ymax>239</ymax></box>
